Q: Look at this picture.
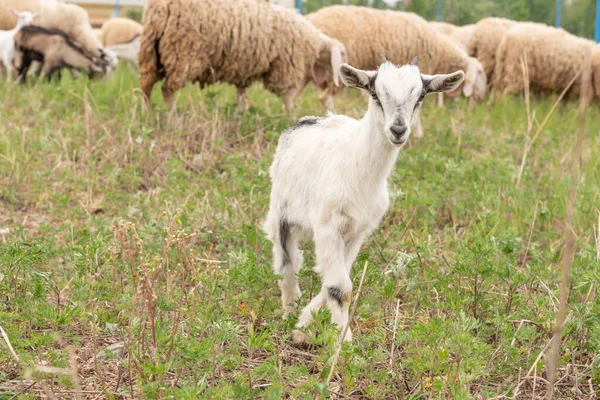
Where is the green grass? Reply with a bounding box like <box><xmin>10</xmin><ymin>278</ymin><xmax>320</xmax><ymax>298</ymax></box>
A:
<box><xmin>0</xmin><ymin>66</ymin><xmax>599</xmax><ymax>399</ymax></box>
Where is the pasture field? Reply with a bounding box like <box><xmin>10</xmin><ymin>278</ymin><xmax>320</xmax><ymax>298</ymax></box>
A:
<box><xmin>0</xmin><ymin>65</ymin><xmax>599</xmax><ymax>399</ymax></box>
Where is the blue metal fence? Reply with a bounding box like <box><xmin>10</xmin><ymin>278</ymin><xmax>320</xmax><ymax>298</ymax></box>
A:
<box><xmin>555</xmin><ymin>0</ymin><xmax>562</xmax><ymax>27</ymax></box>
<box><xmin>595</xmin><ymin>0</ymin><xmax>600</xmax><ymax>42</ymax></box>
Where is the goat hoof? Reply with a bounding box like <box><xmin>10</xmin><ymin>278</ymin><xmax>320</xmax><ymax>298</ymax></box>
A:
<box><xmin>291</xmin><ymin>329</ymin><xmax>310</xmax><ymax>347</ymax></box>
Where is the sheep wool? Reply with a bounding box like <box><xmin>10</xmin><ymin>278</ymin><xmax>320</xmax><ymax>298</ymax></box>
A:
<box><xmin>430</xmin><ymin>21</ymin><xmax>456</xmax><ymax>35</ymax></box>
<box><xmin>139</xmin><ymin>0</ymin><xmax>342</xmax><ymax>110</ymax></box>
<box><xmin>493</xmin><ymin>22</ymin><xmax>599</xmax><ymax>100</ymax></box>
<box><xmin>0</xmin><ymin>0</ymin><xmax>102</xmax><ymax>56</ymax></box>
<box><xmin>101</xmin><ymin>17</ymin><xmax>142</xmax><ymax>47</ymax></box>
<box><xmin>470</xmin><ymin>17</ymin><xmax>516</xmax><ymax>80</ymax></box>
<box><xmin>448</xmin><ymin>24</ymin><xmax>474</xmax><ymax>55</ymax></box>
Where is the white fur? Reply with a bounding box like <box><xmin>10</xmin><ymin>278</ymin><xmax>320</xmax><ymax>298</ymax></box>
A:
<box><xmin>104</xmin><ymin>36</ymin><xmax>140</xmax><ymax>64</ymax></box>
<box><xmin>264</xmin><ymin>61</ymin><xmax>464</xmax><ymax>342</ymax></box>
<box><xmin>0</xmin><ymin>9</ymin><xmax>36</xmax><ymax>80</ymax></box>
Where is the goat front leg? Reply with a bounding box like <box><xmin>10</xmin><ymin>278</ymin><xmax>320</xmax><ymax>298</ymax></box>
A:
<box><xmin>344</xmin><ymin>232</ymin><xmax>367</xmax><ymax>272</ymax></box>
<box><xmin>297</xmin><ymin>225</ymin><xmax>352</xmax><ymax>342</ymax></box>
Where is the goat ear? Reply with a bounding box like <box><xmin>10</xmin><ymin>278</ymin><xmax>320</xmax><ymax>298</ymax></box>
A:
<box><xmin>9</xmin><ymin>8</ymin><xmax>19</xmax><ymax>16</ymax></box>
<box><xmin>339</xmin><ymin>63</ymin><xmax>376</xmax><ymax>91</ymax></box>
<box><xmin>410</xmin><ymin>56</ymin><xmax>418</xmax><ymax>66</ymax></box>
<box><xmin>421</xmin><ymin>70</ymin><xmax>465</xmax><ymax>95</ymax></box>
<box><xmin>380</xmin><ymin>54</ymin><xmax>387</xmax><ymax>65</ymax></box>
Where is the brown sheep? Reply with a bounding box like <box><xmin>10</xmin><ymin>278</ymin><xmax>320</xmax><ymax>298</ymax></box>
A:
<box><xmin>138</xmin><ymin>0</ymin><xmax>347</xmax><ymax>111</ymax></box>
<box><xmin>13</xmin><ymin>25</ymin><xmax>106</xmax><ymax>82</ymax></box>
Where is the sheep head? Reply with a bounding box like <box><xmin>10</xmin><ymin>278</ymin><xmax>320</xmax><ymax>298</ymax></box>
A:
<box><xmin>462</xmin><ymin>57</ymin><xmax>487</xmax><ymax>101</ymax></box>
<box><xmin>312</xmin><ymin>34</ymin><xmax>347</xmax><ymax>88</ymax></box>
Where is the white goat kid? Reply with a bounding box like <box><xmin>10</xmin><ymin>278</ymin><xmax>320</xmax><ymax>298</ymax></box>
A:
<box><xmin>264</xmin><ymin>58</ymin><xmax>464</xmax><ymax>343</ymax></box>
<box><xmin>0</xmin><ymin>9</ymin><xmax>37</xmax><ymax>81</ymax></box>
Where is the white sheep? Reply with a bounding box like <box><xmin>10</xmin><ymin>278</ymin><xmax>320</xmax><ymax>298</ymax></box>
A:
<box><xmin>263</xmin><ymin>58</ymin><xmax>464</xmax><ymax>343</ymax></box>
<box><xmin>0</xmin><ymin>9</ymin><xmax>36</xmax><ymax>80</ymax></box>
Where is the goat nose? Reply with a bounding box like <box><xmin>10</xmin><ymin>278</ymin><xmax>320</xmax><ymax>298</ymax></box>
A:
<box><xmin>390</xmin><ymin>124</ymin><xmax>407</xmax><ymax>138</ymax></box>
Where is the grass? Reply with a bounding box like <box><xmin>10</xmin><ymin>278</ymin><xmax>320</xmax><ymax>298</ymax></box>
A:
<box><xmin>0</xmin><ymin>65</ymin><xmax>599</xmax><ymax>399</ymax></box>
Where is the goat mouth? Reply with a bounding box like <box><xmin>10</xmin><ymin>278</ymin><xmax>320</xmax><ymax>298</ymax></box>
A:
<box><xmin>388</xmin><ymin>136</ymin><xmax>407</xmax><ymax>146</ymax></box>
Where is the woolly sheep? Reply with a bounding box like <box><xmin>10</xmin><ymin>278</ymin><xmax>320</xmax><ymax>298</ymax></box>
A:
<box><xmin>139</xmin><ymin>0</ymin><xmax>347</xmax><ymax>111</ymax></box>
<box><xmin>306</xmin><ymin>6</ymin><xmax>486</xmax><ymax>131</ymax></box>
<box><xmin>469</xmin><ymin>17</ymin><xmax>516</xmax><ymax>81</ymax></box>
<box><xmin>0</xmin><ymin>9</ymin><xmax>36</xmax><ymax>80</ymax></box>
<box><xmin>264</xmin><ymin>58</ymin><xmax>464</xmax><ymax>343</ymax></box>
<box><xmin>493</xmin><ymin>22</ymin><xmax>600</xmax><ymax>100</ymax></box>
<box><xmin>100</xmin><ymin>17</ymin><xmax>142</xmax><ymax>47</ymax></box>
<box><xmin>0</xmin><ymin>0</ymin><xmax>104</xmax><ymax>58</ymax></box>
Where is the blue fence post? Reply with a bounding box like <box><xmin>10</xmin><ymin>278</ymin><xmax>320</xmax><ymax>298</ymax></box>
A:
<box><xmin>114</xmin><ymin>0</ymin><xmax>120</xmax><ymax>17</ymax></box>
<box><xmin>436</xmin><ymin>0</ymin><xmax>442</xmax><ymax>22</ymax></box>
<box><xmin>296</xmin><ymin>0</ymin><xmax>302</xmax><ymax>14</ymax></box>
<box><xmin>595</xmin><ymin>0</ymin><xmax>600</xmax><ymax>43</ymax></box>
<box><xmin>555</xmin><ymin>0</ymin><xmax>562</xmax><ymax>27</ymax></box>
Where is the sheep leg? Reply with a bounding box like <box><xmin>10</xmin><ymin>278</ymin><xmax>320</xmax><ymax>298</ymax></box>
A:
<box><xmin>272</xmin><ymin>220</ymin><xmax>303</xmax><ymax>318</ymax></box>
<box><xmin>140</xmin><ymin>75</ymin><xmax>157</xmax><ymax>112</ymax></box>
<box><xmin>283</xmin><ymin>86</ymin><xmax>301</xmax><ymax>113</ymax></box>
<box><xmin>318</xmin><ymin>87</ymin><xmax>336</xmax><ymax>113</ymax></box>
<box><xmin>2</xmin><ymin>54</ymin><xmax>13</xmax><ymax>82</ymax></box>
<box><xmin>413</xmin><ymin>110</ymin><xmax>424</xmax><ymax>138</ymax></box>
<box><xmin>235</xmin><ymin>87</ymin><xmax>248</xmax><ymax>114</ymax></box>
<box><xmin>161</xmin><ymin>84</ymin><xmax>175</xmax><ymax>110</ymax></box>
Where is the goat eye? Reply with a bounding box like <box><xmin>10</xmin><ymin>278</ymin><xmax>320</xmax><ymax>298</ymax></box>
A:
<box><xmin>418</xmin><ymin>94</ymin><xmax>425</xmax><ymax>103</ymax></box>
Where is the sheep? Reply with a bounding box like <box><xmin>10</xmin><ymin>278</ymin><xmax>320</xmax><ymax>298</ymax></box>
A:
<box><xmin>306</xmin><ymin>6</ymin><xmax>486</xmax><ymax>134</ymax></box>
<box><xmin>138</xmin><ymin>0</ymin><xmax>346</xmax><ymax>111</ymax></box>
<box><xmin>0</xmin><ymin>0</ymin><xmax>104</xmax><ymax>58</ymax></box>
<box><xmin>0</xmin><ymin>9</ymin><xmax>36</xmax><ymax>80</ymax></box>
<box><xmin>493</xmin><ymin>22</ymin><xmax>600</xmax><ymax>100</ymax></box>
<box><xmin>13</xmin><ymin>25</ymin><xmax>106</xmax><ymax>82</ymax></box>
<box><xmin>430</xmin><ymin>21</ymin><xmax>456</xmax><ymax>35</ymax></box>
<box><xmin>264</xmin><ymin>57</ymin><xmax>464</xmax><ymax>343</ymax></box>
<box><xmin>99</xmin><ymin>17</ymin><xmax>142</xmax><ymax>47</ymax></box>
<box><xmin>469</xmin><ymin>17</ymin><xmax>516</xmax><ymax>81</ymax></box>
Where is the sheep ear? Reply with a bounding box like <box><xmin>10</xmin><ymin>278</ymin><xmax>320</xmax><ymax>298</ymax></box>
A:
<box><xmin>421</xmin><ymin>70</ymin><xmax>465</xmax><ymax>95</ymax></box>
<box><xmin>330</xmin><ymin>44</ymin><xmax>344</xmax><ymax>86</ymax></box>
<box><xmin>9</xmin><ymin>8</ymin><xmax>19</xmax><ymax>16</ymax></box>
<box><xmin>339</xmin><ymin>63</ymin><xmax>376</xmax><ymax>91</ymax></box>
